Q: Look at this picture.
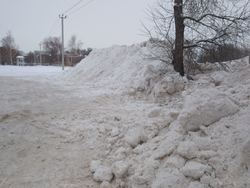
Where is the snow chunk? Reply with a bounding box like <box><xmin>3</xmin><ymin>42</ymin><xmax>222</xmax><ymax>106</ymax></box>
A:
<box><xmin>210</xmin><ymin>71</ymin><xmax>229</xmax><ymax>86</ymax></box>
<box><xmin>148</xmin><ymin>109</ymin><xmax>162</xmax><ymax>118</ymax></box>
<box><xmin>188</xmin><ymin>181</ymin><xmax>205</xmax><ymax>188</ymax></box>
<box><xmin>197</xmin><ymin>150</ymin><xmax>217</xmax><ymax>160</ymax></box>
<box><xmin>164</xmin><ymin>155</ymin><xmax>186</xmax><ymax>169</ymax></box>
<box><xmin>93</xmin><ymin>165</ymin><xmax>113</xmax><ymax>182</ymax></box>
<box><xmin>178</xmin><ymin>88</ymin><xmax>239</xmax><ymax>131</ymax></box>
<box><xmin>112</xmin><ymin>147</ymin><xmax>131</xmax><ymax>161</ymax></box>
<box><xmin>153</xmin><ymin>130</ymin><xmax>183</xmax><ymax>160</ymax></box>
<box><xmin>110</xmin><ymin>127</ymin><xmax>120</xmax><ymax>137</ymax></box>
<box><xmin>131</xmin><ymin>159</ymin><xmax>160</xmax><ymax>187</ymax></box>
<box><xmin>100</xmin><ymin>181</ymin><xmax>112</xmax><ymax>188</ymax></box>
<box><xmin>181</xmin><ymin>161</ymin><xmax>211</xmax><ymax>179</ymax></box>
<box><xmin>144</xmin><ymin>159</ymin><xmax>160</xmax><ymax>179</ymax></box>
<box><xmin>125</xmin><ymin>127</ymin><xmax>147</xmax><ymax>148</ymax></box>
<box><xmin>90</xmin><ymin>160</ymin><xmax>102</xmax><ymax>173</ymax></box>
<box><xmin>176</xmin><ymin>141</ymin><xmax>199</xmax><ymax>159</ymax></box>
<box><xmin>176</xmin><ymin>138</ymin><xmax>217</xmax><ymax>160</ymax></box>
<box><xmin>112</xmin><ymin>161</ymin><xmax>129</xmax><ymax>178</ymax></box>
<box><xmin>153</xmin><ymin>74</ymin><xmax>185</xmax><ymax>97</ymax></box>
<box><xmin>192</xmin><ymin>137</ymin><xmax>214</xmax><ymax>151</ymax></box>
<box><xmin>152</xmin><ymin>168</ymin><xmax>189</xmax><ymax>188</ymax></box>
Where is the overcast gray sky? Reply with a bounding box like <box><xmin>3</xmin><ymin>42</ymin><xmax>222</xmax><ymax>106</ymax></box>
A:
<box><xmin>0</xmin><ymin>0</ymin><xmax>157</xmax><ymax>52</ymax></box>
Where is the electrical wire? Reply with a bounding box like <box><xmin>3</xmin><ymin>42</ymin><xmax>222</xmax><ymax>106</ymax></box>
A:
<box><xmin>67</xmin><ymin>0</ymin><xmax>96</xmax><ymax>16</ymax></box>
<box><xmin>63</xmin><ymin>0</ymin><xmax>84</xmax><ymax>15</ymax></box>
<box><xmin>39</xmin><ymin>18</ymin><xmax>59</xmax><ymax>44</ymax></box>
<box><xmin>40</xmin><ymin>0</ymin><xmax>97</xmax><ymax>43</ymax></box>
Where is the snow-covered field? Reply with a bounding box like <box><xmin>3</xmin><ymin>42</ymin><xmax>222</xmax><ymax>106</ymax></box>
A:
<box><xmin>0</xmin><ymin>65</ymin><xmax>69</xmax><ymax>77</ymax></box>
<box><xmin>0</xmin><ymin>44</ymin><xmax>249</xmax><ymax>188</ymax></box>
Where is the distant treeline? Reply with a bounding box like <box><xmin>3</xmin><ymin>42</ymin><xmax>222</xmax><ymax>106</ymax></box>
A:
<box><xmin>198</xmin><ymin>44</ymin><xmax>250</xmax><ymax>63</ymax></box>
<box><xmin>0</xmin><ymin>31</ymin><xmax>92</xmax><ymax>66</ymax></box>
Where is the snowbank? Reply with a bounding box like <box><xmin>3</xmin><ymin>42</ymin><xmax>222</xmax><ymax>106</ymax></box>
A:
<box><xmin>76</xmin><ymin>45</ymin><xmax>249</xmax><ymax>187</ymax></box>
<box><xmin>66</xmin><ymin>43</ymin><xmax>185</xmax><ymax>98</ymax></box>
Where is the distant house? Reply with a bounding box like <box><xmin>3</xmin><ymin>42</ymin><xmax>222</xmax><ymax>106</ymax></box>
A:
<box><xmin>24</xmin><ymin>51</ymin><xmax>52</xmax><ymax>65</ymax></box>
<box><xmin>65</xmin><ymin>53</ymin><xmax>83</xmax><ymax>66</ymax></box>
<box><xmin>16</xmin><ymin>56</ymin><xmax>25</xmax><ymax>66</ymax></box>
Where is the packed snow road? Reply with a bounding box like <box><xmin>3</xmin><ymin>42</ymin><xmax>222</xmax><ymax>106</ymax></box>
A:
<box><xmin>0</xmin><ymin>67</ymin><xmax>99</xmax><ymax>188</ymax></box>
<box><xmin>0</xmin><ymin>66</ymin><xmax>158</xmax><ymax>188</ymax></box>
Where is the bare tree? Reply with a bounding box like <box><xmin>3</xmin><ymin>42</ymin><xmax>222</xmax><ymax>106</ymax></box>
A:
<box><xmin>43</xmin><ymin>37</ymin><xmax>62</xmax><ymax>64</ymax></box>
<box><xmin>68</xmin><ymin>35</ymin><xmax>83</xmax><ymax>55</ymax></box>
<box><xmin>68</xmin><ymin>35</ymin><xmax>77</xmax><ymax>54</ymax></box>
<box><xmin>146</xmin><ymin>0</ymin><xmax>250</xmax><ymax>76</ymax></box>
<box><xmin>1</xmin><ymin>31</ymin><xmax>18</xmax><ymax>64</ymax></box>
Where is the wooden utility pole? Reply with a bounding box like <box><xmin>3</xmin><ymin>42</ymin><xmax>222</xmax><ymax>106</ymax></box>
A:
<box><xmin>59</xmin><ymin>14</ymin><xmax>67</xmax><ymax>70</ymax></box>
<box><xmin>9</xmin><ymin>48</ymin><xmax>13</xmax><ymax>65</ymax></box>
<box><xmin>39</xmin><ymin>43</ymin><xmax>42</xmax><ymax>65</ymax></box>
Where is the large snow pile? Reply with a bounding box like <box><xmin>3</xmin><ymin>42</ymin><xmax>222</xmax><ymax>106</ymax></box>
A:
<box><xmin>66</xmin><ymin>43</ymin><xmax>250</xmax><ymax>187</ymax></box>
<box><xmin>90</xmin><ymin>62</ymin><xmax>250</xmax><ymax>188</ymax></box>
<box><xmin>66</xmin><ymin>43</ymin><xmax>185</xmax><ymax>98</ymax></box>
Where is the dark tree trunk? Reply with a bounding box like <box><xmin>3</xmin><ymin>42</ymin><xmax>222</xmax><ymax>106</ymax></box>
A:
<box><xmin>173</xmin><ymin>0</ymin><xmax>185</xmax><ymax>76</ymax></box>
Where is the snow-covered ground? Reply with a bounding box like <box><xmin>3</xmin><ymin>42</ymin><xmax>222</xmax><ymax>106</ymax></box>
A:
<box><xmin>0</xmin><ymin>65</ymin><xmax>69</xmax><ymax>78</ymax></box>
<box><xmin>0</xmin><ymin>44</ymin><xmax>249</xmax><ymax>188</ymax></box>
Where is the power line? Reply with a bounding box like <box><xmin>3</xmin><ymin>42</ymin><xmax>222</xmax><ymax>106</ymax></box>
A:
<box><xmin>67</xmin><ymin>0</ymin><xmax>96</xmax><ymax>16</ymax></box>
<box><xmin>46</xmin><ymin>0</ymin><xmax>84</xmax><ymax>37</ymax></box>
<box><xmin>45</xmin><ymin>0</ymin><xmax>90</xmax><ymax>38</ymax></box>
<box><xmin>39</xmin><ymin>18</ymin><xmax>59</xmax><ymax>49</ymax></box>
<box><xmin>63</xmin><ymin>0</ymin><xmax>84</xmax><ymax>15</ymax></box>
<box><xmin>40</xmin><ymin>0</ymin><xmax>97</xmax><ymax>54</ymax></box>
